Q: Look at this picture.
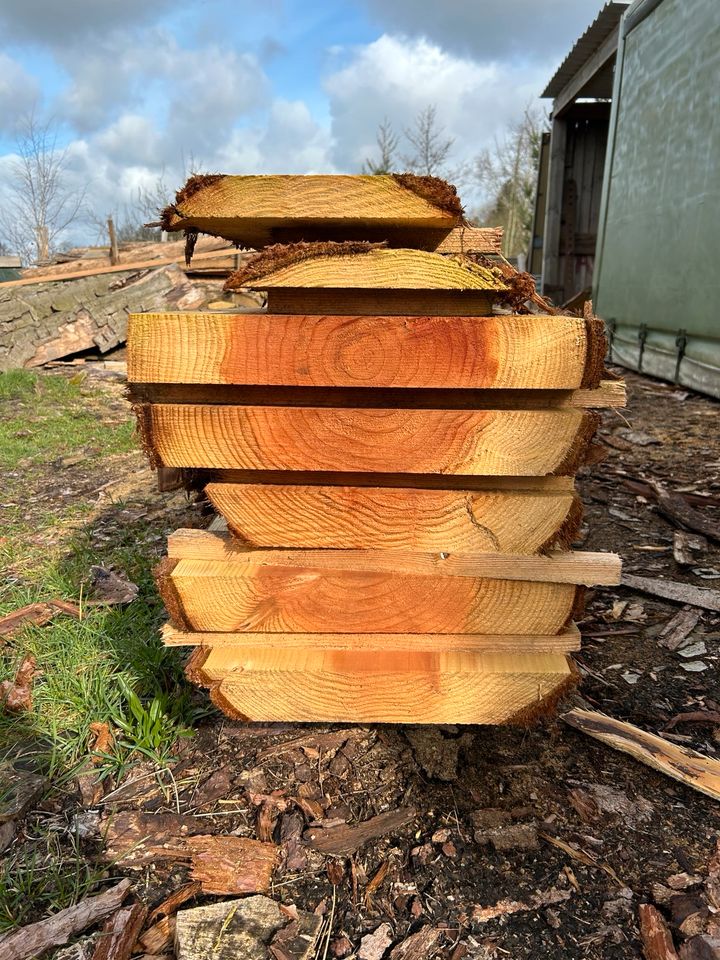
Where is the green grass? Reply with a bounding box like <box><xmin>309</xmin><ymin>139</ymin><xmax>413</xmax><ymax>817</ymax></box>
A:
<box><xmin>0</xmin><ymin>369</ymin><xmax>203</xmax><ymax>930</ymax></box>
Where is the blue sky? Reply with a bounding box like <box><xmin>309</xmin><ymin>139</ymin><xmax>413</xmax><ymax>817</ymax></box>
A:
<box><xmin>0</xmin><ymin>0</ymin><xmax>608</xmax><ymax>245</ymax></box>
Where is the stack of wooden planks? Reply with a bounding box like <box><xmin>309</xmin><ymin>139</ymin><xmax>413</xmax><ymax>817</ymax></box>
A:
<box><xmin>128</xmin><ymin>173</ymin><xmax>624</xmax><ymax>724</ymax></box>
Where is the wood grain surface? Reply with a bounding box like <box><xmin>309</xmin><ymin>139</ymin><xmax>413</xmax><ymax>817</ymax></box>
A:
<box><xmin>140</xmin><ymin>404</ymin><xmax>598</xmax><ymax>475</ymax></box>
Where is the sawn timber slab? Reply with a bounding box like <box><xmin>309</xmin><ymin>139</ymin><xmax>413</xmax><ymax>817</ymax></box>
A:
<box><xmin>158</xmin><ymin>558</ymin><xmax>583</xmax><ymax>634</ymax></box>
<box><xmin>165</xmin><ymin>527</ymin><xmax>621</xmax><ymax>586</ymax></box>
<box><xmin>186</xmin><ymin>647</ymin><xmax>576</xmax><ymax>725</ymax></box>
<box><xmin>138</xmin><ymin>405</ymin><xmax>599</xmax><ymax>476</ymax></box>
<box><xmin>160</xmin><ymin>174</ymin><xmax>462</xmax><ymax>248</ymax></box>
<box><xmin>162</xmin><ymin>622</ymin><xmax>582</xmax><ymax>653</ymax></box>
<box><xmin>204</xmin><ymin>482</ymin><xmax>582</xmax><ymax>553</ymax></box>
<box><xmin>127</xmin><ymin>312</ymin><xmax>606</xmax><ymax>390</ymax></box>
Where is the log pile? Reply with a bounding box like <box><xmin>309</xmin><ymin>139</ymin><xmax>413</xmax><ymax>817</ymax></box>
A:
<box><xmin>128</xmin><ymin>173</ymin><xmax>624</xmax><ymax>724</ymax></box>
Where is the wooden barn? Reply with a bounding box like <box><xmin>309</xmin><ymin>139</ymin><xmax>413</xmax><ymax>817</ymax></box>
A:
<box><xmin>531</xmin><ymin>0</ymin><xmax>720</xmax><ymax>397</ymax></box>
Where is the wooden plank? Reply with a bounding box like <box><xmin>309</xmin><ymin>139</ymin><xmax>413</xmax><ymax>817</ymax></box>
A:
<box><xmin>161</xmin><ymin>559</ymin><xmax>582</xmax><ymax>634</ymax></box>
<box><xmin>165</xmin><ymin>528</ymin><xmax>621</xmax><ymax>586</ymax></box>
<box><xmin>435</xmin><ymin>226</ymin><xmax>503</xmax><ymax>254</ymax></box>
<box><xmin>227</xmin><ymin>248</ymin><xmax>506</xmax><ymax>292</ymax></box>
<box><xmin>205</xmin><ymin>483</ymin><xmax>581</xmax><ymax>552</ymax></box>
<box><xmin>161</xmin><ymin>622</ymin><xmax>583</xmax><ymax>652</ymax></box>
<box><xmin>127</xmin><ymin>312</ymin><xmax>603</xmax><ymax>390</ymax></box>
<box><xmin>130</xmin><ymin>381</ymin><xmax>626</xmax><ymax>411</ymax></box>
<box><xmin>188</xmin><ymin>648</ymin><xmax>574</xmax><ymax>724</ymax></box>
<box><xmin>0</xmin><ymin>246</ymin><xmax>234</xmax><ymax>290</ymax></box>
<box><xmin>562</xmin><ymin>708</ymin><xmax>720</xmax><ymax>803</ymax></box>
<box><xmin>160</xmin><ymin>174</ymin><xmax>461</xmax><ymax>247</ymax></box>
<box><xmin>264</xmin><ymin>289</ymin><xmax>495</xmax><ymax>316</ymax></box>
<box><xmin>139</xmin><ymin>405</ymin><xmax>598</xmax><ymax>476</ymax></box>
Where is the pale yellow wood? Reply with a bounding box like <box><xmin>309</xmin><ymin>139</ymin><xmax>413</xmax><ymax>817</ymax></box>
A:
<box><xmin>435</xmin><ymin>226</ymin><xmax>503</xmax><ymax>254</ymax></box>
<box><xmin>572</xmin><ymin>381</ymin><xmax>626</xmax><ymax>408</ymax></box>
<box><xmin>162</xmin><ymin>175</ymin><xmax>461</xmax><ymax>241</ymax></box>
<box><xmin>165</xmin><ymin>558</ymin><xmax>580</xmax><ymax>633</ymax></box>
<box><xmin>142</xmin><ymin>405</ymin><xmax>596</xmax><ymax>475</ymax></box>
<box><xmin>165</xmin><ymin>528</ymin><xmax>620</xmax><ymax>586</ymax></box>
<box><xmin>161</xmin><ymin>621</ymin><xmax>582</xmax><ymax>652</ymax></box>
<box><xmin>206</xmin><ymin>483</ymin><xmax>579</xmax><ymax>552</ymax></box>
<box><xmin>127</xmin><ymin>312</ymin><xmax>599</xmax><ymax>391</ymax></box>
<box><xmin>194</xmin><ymin>648</ymin><xmax>574</xmax><ymax>724</ymax></box>
<box><xmin>229</xmin><ymin>249</ymin><xmax>507</xmax><ymax>291</ymax></box>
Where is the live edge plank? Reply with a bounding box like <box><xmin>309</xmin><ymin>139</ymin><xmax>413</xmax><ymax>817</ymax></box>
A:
<box><xmin>127</xmin><ymin>312</ymin><xmax>607</xmax><ymax>391</ymax></box>
<box><xmin>165</xmin><ymin>528</ymin><xmax>621</xmax><ymax>586</ymax></box>
<box><xmin>138</xmin><ymin>405</ymin><xmax>599</xmax><ymax>476</ymax></box>
<box><xmin>188</xmin><ymin>649</ymin><xmax>575</xmax><ymax>725</ymax></box>
<box><xmin>162</xmin><ymin>622</ymin><xmax>582</xmax><ymax>653</ymax></box>
<box><xmin>159</xmin><ymin>559</ymin><xmax>581</xmax><ymax>634</ymax></box>
<box><xmin>205</xmin><ymin>483</ymin><xmax>581</xmax><ymax>553</ymax></box>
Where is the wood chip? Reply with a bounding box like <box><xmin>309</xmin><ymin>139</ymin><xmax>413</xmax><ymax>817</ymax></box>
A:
<box><xmin>102</xmin><ymin>812</ymin><xmax>208</xmax><ymax>865</ymax></box>
<box><xmin>134</xmin><ymin>916</ymin><xmax>174</xmax><ymax>955</ymax></box>
<box><xmin>0</xmin><ymin>599</ymin><xmax>81</xmax><ymax>640</ymax></box>
<box><xmin>305</xmin><ymin>808</ymin><xmax>416</xmax><ymax>856</ymax></box>
<box><xmin>358</xmin><ymin>924</ymin><xmax>393</xmax><ymax>960</ymax></box>
<box><xmin>187</xmin><ymin>835</ymin><xmax>278</xmax><ymax>894</ymax></box>
<box><xmin>658</xmin><ymin>608</ymin><xmax>702</xmax><ymax>651</ymax></box>
<box><xmin>389</xmin><ymin>926</ymin><xmax>444</xmax><ymax>959</ymax></box>
<box><xmin>148</xmin><ymin>882</ymin><xmax>202</xmax><ymax>923</ymax></box>
<box><xmin>88</xmin><ymin>567</ymin><xmax>139</xmax><ymax>605</ymax></box>
<box><xmin>0</xmin><ymin>879</ymin><xmax>132</xmax><ymax>960</ymax></box>
<box><xmin>92</xmin><ymin>903</ymin><xmax>147</xmax><ymax>960</ymax></box>
<box><xmin>563</xmin><ymin>708</ymin><xmax>720</xmax><ymax>802</ymax></box>
<box><xmin>471</xmin><ymin>886</ymin><xmax>571</xmax><ymax>922</ymax></box>
<box><xmin>639</xmin><ymin>903</ymin><xmax>680</xmax><ymax>960</ymax></box>
<box><xmin>0</xmin><ymin>655</ymin><xmax>37</xmax><ymax>713</ymax></box>
<box><xmin>539</xmin><ymin>831</ymin><xmax>623</xmax><ymax>885</ymax></box>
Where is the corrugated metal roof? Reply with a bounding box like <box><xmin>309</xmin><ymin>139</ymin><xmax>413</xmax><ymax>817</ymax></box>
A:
<box><xmin>542</xmin><ymin>2</ymin><xmax>629</xmax><ymax>99</ymax></box>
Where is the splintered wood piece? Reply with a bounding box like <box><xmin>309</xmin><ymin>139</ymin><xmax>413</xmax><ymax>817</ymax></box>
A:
<box><xmin>0</xmin><ymin>879</ymin><xmax>132</xmax><ymax>960</ymax></box>
<box><xmin>186</xmin><ymin>836</ymin><xmax>278</xmax><ymax>895</ymax></box>
<box><xmin>161</xmin><ymin>558</ymin><xmax>581</xmax><ymax>633</ymax></box>
<box><xmin>139</xmin><ymin>405</ymin><xmax>598</xmax><ymax>476</ymax></box>
<box><xmin>562</xmin><ymin>709</ymin><xmax>720</xmax><ymax>802</ymax></box>
<box><xmin>161</xmin><ymin>622</ymin><xmax>582</xmax><ymax>653</ymax></box>
<box><xmin>127</xmin><ymin>312</ymin><xmax>605</xmax><ymax>390</ymax></box>
<box><xmin>165</xmin><ymin>528</ymin><xmax>621</xmax><ymax>586</ymax></box>
<box><xmin>204</xmin><ymin>483</ymin><xmax>581</xmax><ymax>553</ymax></box>
<box><xmin>161</xmin><ymin>174</ymin><xmax>461</xmax><ymax>247</ymax></box>
<box><xmin>305</xmin><ymin>808</ymin><xmax>416</xmax><ymax>855</ymax></box>
<box><xmin>226</xmin><ymin>248</ymin><xmax>506</xmax><ymax>292</ymax></box>
<box><xmin>190</xmin><ymin>649</ymin><xmax>575</xmax><ymax>724</ymax></box>
<box><xmin>93</xmin><ymin>903</ymin><xmax>147</xmax><ymax>960</ymax></box>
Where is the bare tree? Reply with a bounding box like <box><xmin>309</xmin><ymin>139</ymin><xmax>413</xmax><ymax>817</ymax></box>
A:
<box><xmin>475</xmin><ymin>107</ymin><xmax>546</xmax><ymax>258</ymax></box>
<box><xmin>0</xmin><ymin>113</ymin><xmax>85</xmax><ymax>264</ymax></box>
<box><xmin>402</xmin><ymin>105</ymin><xmax>454</xmax><ymax>177</ymax></box>
<box><xmin>363</xmin><ymin>118</ymin><xmax>400</xmax><ymax>174</ymax></box>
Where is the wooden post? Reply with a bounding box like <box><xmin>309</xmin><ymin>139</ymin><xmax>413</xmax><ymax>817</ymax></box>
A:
<box><xmin>107</xmin><ymin>216</ymin><xmax>119</xmax><ymax>266</ymax></box>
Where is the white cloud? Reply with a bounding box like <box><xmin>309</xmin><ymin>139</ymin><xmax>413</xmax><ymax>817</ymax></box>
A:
<box><xmin>0</xmin><ymin>53</ymin><xmax>40</xmax><ymax>132</ymax></box>
<box><xmin>325</xmin><ymin>33</ymin><xmax>552</xmax><ymax>196</ymax></box>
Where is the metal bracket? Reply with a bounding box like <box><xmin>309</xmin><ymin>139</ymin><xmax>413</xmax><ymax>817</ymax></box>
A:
<box><xmin>637</xmin><ymin>323</ymin><xmax>648</xmax><ymax>372</ymax></box>
<box><xmin>674</xmin><ymin>328</ymin><xmax>688</xmax><ymax>384</ymax></box>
